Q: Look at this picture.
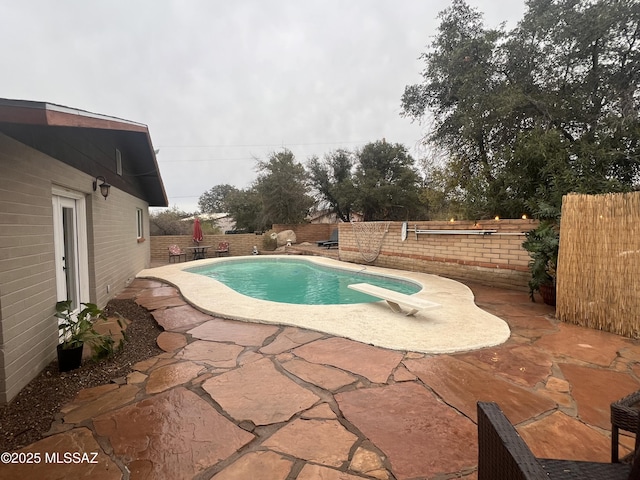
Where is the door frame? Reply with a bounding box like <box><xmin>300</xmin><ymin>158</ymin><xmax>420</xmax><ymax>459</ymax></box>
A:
<box><xmin>52</xmin><ymin>186</ymin><xmax>90</xmax><ymax>310</ymax></box>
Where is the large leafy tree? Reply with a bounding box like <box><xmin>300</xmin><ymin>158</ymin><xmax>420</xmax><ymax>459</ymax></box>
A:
<box><xmin>402</xmin><ymin>0</ymin><xmax>640</xmax><ymax>219</ymax></box>
<box><xmin>307</xmin><ymin>141</ymin><xmax>426</xmax><ymax>221</ymax></box>
<box><xmin>353</xmin><ymin>140</ymin><xmax>425</xmax><ymax>221</ymax></box>
<box><xmin>225</xmin><ymin>188</ymin><xmax>263</xmax><ymax>232</ymax></box>
<box><xmin>198</xmin><ymin>184</ymin><xmax>239</xmax><ymax>213</ymax></box>
<box><xmin>307</xmin><ymin>149</ymin><xmax>357</xmax><ymax>222</ymax></box>
<box><xmin>254</xmin><ymin>149</ymin><xmax>314</xmax><ymax>226</ymax></box>
<box><xmin>149</xmin><ymin>207</ymin><xmax>192</xmax><ymax>235</ymax></box>
<box><xmin>197</xmin><ymin>151</ymin><xmax>313</xmax><ymax>231</ymax></box>
<box><xmin>402</xmin><ymin>0</ymin><xmax>504</xmax><ymax>219</ymax></box>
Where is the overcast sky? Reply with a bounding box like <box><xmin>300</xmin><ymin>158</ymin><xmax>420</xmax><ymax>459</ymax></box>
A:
<box><xmin>1</xmin><ymin>0</ymin><xmax>526</xmax><ymax>212</ymax></box>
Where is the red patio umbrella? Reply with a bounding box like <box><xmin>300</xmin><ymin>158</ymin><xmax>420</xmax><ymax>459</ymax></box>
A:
<box><xmin>193</xmin><ymin>218</ymin><xmax>203</xmax><ymax>245</ymax></box>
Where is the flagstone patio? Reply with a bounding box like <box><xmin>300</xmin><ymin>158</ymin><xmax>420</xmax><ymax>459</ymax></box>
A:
<box><xmin>3</xmin><ymin>276</ymin><xmax>640</xmax><ymax>480</ymax></box>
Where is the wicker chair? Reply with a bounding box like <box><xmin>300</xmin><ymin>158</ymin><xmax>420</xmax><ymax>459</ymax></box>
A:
<box><xmin>477</xmin><ymin>402</ymin><xmax>640</xmax><ymax>480</ymax></box>
<box><xmin>611</xmin><ymin>389</ymin><xmax>640</xmax><ymax>462</ymax></box>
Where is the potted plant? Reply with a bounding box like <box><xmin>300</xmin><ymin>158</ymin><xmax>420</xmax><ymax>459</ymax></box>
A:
<box><xmin>522</xmin><ymin>204</ymin><xmax>560</xmax><ymax>305</ymax></box>
<box><xmin>55</xmin><ymin>300</ymin><xmax>114</xmax><ymax>372</ymax></box>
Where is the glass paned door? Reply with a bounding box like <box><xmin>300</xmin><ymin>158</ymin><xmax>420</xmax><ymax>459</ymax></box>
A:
<box><xmin>52</xmin><ymin>193</ymin><xmax>88</xmax><ymax>314</ymax></box>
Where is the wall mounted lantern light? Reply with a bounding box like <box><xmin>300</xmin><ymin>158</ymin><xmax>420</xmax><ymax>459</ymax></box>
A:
<box><xmin>93</xmin><ymin>176</ymin><xmax>111</xmax><ymax>200</ymax></box>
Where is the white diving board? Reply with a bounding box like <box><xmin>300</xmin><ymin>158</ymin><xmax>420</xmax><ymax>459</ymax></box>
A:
<box><xmin>347</xmin><ymin>283</ymin><xmax>442</xmax><ymax>316</ymax></box>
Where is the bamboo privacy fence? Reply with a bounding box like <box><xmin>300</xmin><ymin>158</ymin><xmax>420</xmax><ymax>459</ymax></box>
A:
<box><xmin>556</xmin><ymin>192</ymin><xmax>640</xmax><ymax>338</ymax></box>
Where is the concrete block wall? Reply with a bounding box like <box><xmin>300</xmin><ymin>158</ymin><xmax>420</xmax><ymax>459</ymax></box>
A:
<box><xmin>151</xmin><ymin>233</ymin><xmax>263</xmax><ymax>261</ymax></box>
<box><xmin>339</xmin><ymin>220</ymin><xmax>536</xmax><ymax>290</ymax></box>
<box><xmin>150</xmin><ymin>225</ymin><xmax>337</xmax><ymax>262</ymax></box>
<box><xmin>0</xmin><ymin>136</ymin><xmax>59</xmax><ymax>403</ymax></box>
<box><xmin>271</xmin><ymin>223</ymin><xmax>335</xmax><ymax>244</ymax></box>
<box><xmin>151</xmin><ymin>219</ymin><xmax>536</xmax><ymax>290</ymax></box>
<box><xmin>91</xmin><ymin>188</ymin><xmax>151</xmax><ymax>308</ymax></box>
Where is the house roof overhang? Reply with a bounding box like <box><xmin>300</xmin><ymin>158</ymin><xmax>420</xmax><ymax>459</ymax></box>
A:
<box><xmin>0</xmin><ymin>98</ymin><xmax>168</xmax><ymax>206</ymax></box>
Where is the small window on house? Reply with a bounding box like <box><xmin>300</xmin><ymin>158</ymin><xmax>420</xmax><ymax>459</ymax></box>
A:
<box><xmin>116</xmin><ymin>149</ymin><xmax>122</xmax><ymax>176</ymax></box>
<box><xmin>136</xmin><ymin>208</ymin><xmax>144</xmax><ymax>239</ymax></box>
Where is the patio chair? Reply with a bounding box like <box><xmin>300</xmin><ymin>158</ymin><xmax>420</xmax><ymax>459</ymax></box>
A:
<box><xmin>477</xmin><ymin>402</ymin><xmax>640</xmax><ymax>480</ymax></box>
<box><xmin>611</xmin><ymin>389</ymin><xmax>640</xmax><ymax>463</ymax></box>
<box><xmin>168</xmin><ymin>244</ymin><xmax>187</xmax><ymax>263</ymax></box>
<box><xmin>317</xmin><ymin>229</ymin><xmax>338</xmax><ymax>249</ymax></box>
<box><xmin>215</xmin><ymin>241</ymin><xmax>229</xmax><ymax>257</ymax></box>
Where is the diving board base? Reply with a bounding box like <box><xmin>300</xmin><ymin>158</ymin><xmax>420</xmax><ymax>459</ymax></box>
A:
<box><xmin>348</xmin><ymin>283</ymin><xmax>441</xmax><ymax>316</ymax></box>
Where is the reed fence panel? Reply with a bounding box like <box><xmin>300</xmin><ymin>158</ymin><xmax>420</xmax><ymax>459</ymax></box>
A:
<box><xmin>557</xmin><ymin>192</ymin><xmax>640</xmax><ymax>338</ymax></box>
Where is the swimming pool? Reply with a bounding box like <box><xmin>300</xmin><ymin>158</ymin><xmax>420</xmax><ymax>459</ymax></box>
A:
<box><xmin>187</xmin><ymin>257</ymin><xmax>420</xmax><ymax>305</ymax></box>
<box><xmin>137</xmin><ymin>256</ymin><xmax>511</xmax><ymax>354</ymax></box>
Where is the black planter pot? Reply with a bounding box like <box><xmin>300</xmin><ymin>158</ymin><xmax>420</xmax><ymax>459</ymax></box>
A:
<box><xmin>57</xmin><ymin>343</ymin><xmax>84</xmax><ymax>372</ymax></box>
<box><xmin>538</xmin><ymin>283</ymin><xmax>556</xmax><ymax>306</ymax></box>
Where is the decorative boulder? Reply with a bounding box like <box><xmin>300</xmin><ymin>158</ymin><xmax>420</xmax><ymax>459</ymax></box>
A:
<box><xmin>275</xmin><ymin>230</ymin><xmax>296</xmax><ymax>247</ymax></box>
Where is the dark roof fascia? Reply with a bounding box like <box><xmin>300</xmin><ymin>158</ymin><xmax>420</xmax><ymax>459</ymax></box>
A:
<box><xmin>0</xmin><ymin>98</ymin><xmax>168</xmax><ymax>207</ymax></box>
<box><xmin>0</xmin><ymin>98</ymin><xmax>148</xmax><ymax>132</ymax></box>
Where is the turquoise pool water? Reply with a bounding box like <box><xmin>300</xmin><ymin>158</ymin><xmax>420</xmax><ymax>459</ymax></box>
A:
<box><xmin>187</xmin><ymin>258</ymin><xmax>420</xmax><ymax>305</ymax></box>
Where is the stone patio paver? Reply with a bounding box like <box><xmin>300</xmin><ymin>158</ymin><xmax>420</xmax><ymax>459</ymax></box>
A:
<box><xmin>508</xmin><ymin>314</ymin><xmax>557</xmax><ymax>336</ymax></box>
<box><xmin>135</xmin><ymin>287</ymin><xmax>187</xmax><ymax>310</ymax></box>
<box><xmin>404</xmin><ymin>355</ymin><xmax>556</xmax><ymax>424</ymax></box>
<box><xmin>93</xmin><ymin>387</ymin><xmax>254</xmax><ymax>480</ymax></box>
<box><xmin>60</xmin><ymin>384</ymin><xmax>119</xmax><ymax>413</ymax></box>
<box><xmin>6</xmin><ymin>427</ymin><xmax>120</xmax><ymax>480</ymax></box>
<box><xmin>560</xmin><ymin>362</ymin><xmax>640</xmax><ymax>429</ymax></box>
<box><xmin>156</xmin><ymin>331</ymin><xmax>188</xmax><ymax>352</ymax></box>
<box><xmin>292</xmin><ymin>336</ymin><xmax>404</xmax><ymax>383</ymax></box>
<box><xmin>281</xmin><ymin>357</ymin><xmax>358</xmax><ymax>391</ymax></box>
<box><xmin>535</xmin><ymin>322</ymin><xmax>633</xmax><ymax>366</ymax></box>
<box><xmin>145</xmin><ymin>361</ymin><xmax>205</xmax><ymax>394</ymax></box>
<box><xmin>132</xmin><ymin>357</ymin><xmax>160</xmax><ymax>372</ymax></box>
<box><xmin>114</xmin><ymin>279</ymin><xmax>164</xmax><ymax>300</ymax></box>
<box><xmin>151</xmin><ymin>304</ymin><xmax>212</xmax><ymax>332</ymax></box>
<box><xmin>6</xmin><ymin>277</ymin><xmax>640</xmax><ymax>480</ymax></box>
<box><xmin>188</xmin><ymin>318</ymin><xmax>279</xmax><ymax>346</ymax></box>
<box><xmin>456</xmin><ymin>344</ymin><xmax>554</xmax><ymax>387</ymax></box>
<box><xmin>63</xmin><ymin>384</ymin><xmax>139</xmax><ymax>424</ymax></box>
<box><xmin>202</xmin><ymin>357</ymin><xmax>321</xmax><ymax>425</ymax></box>
<box><xmin>137</xmin><ymin>285</ymin><xmax>179</xmax><ymax>297</ymax></box>
<box><xmin>540</xmin><ymin>378</ymin><xmax>573</xmax><ymax>407</ymax></box>
<box><xmin>238</xmin><ymin>350</ymin><xmax>265</xmax><ymax>366</ymax></box>
<box><xmin>259</xmin><ymin>327</ymin><xmax>326</xmax><ymax>355</ymax></box>
<box><xmin>336</xmin><ymin>382</ymin><xmax>477</xmax><ymax>480</ymax></box>
<box><xmin>350</xmin><ymin>446</ymin><xmax>389</xmax><ymax>480</ymax></box>
<box><xmin>301</xmin><ymin>403</ymin><xmax>337</xmax><ymax>419</ymax></box>
<box><xmin>261</xmin><ymin>418</ymin><xmax>358</xmax><ymax>467</ymax></box>
<box><xmin>620</xmin><ymin>347</ymin><xmax>640</xmax><ymax>363</ymax></box>
<box><xmin>392</xmin><ymin>364</ymin><xmax>417</xmax><ymax>382</ymax></box>
<box><xmin>518</xmin><ymin>411</ymin><xmax>611</xmax><ymax>462</ymax></box>
<box><xmin>175</xmin><ymin>340</ymin><xmax>244</xmax><ymax>368</ymax></box>
<box><xmin>296</xmin><ymin>464</ymin><xmax>365</xmax><ymax>480</ymax></box>
<box><xmin>126</xmin><ymin>371</ymin><xmax>148</xmax><ymax>384</ymax></box>
<box><xmin>546</xmin><ymin>376</ymin><xmax>570</xmax><ymax>392</ymax></box>
<box><xmin>138</xmin><ymin>295</ymin><xmax>187</xmax><ymax>310</ymax></box>
<box><xmin>210</xmin><ymin>451</ymin><xmax>293</xmax><ymax>480</ymax></box>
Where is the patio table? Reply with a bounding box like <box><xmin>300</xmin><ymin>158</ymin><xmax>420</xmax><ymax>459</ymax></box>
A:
<box><xmin>187</xmin><ymin>245</ymin><xmax>211</xmax><ymax>260</ymax></box>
